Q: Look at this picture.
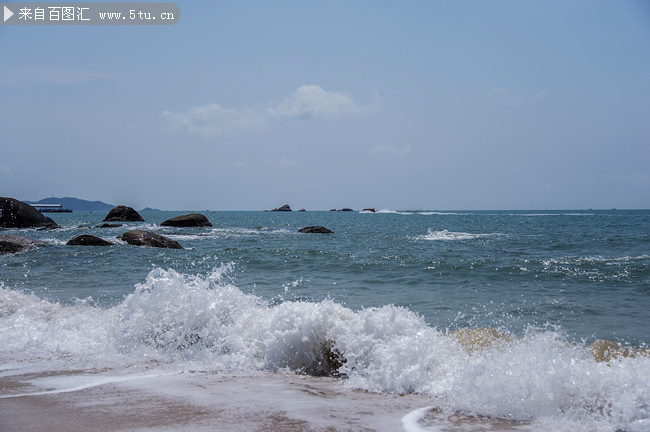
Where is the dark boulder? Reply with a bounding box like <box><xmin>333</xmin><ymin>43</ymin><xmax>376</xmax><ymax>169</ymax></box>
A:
<box><xmin>67</xmin><ymin>235</ymin><xmax>114</xmax><ymax>246</ymax></box>
<box><xmin>0</xmin><ymin>235</ymin><xmax>48</xmax><ymax>254</ymax></box>
<box><xmin>161</xmin><ymin>213</ymin><xmax>212</xmax><ymax>228</ymax></box>
<box><xmin>96</xmin><ymin>223</ymin><xmax>123</xmax><ymax>228</ymax></box>
<box><xmin>0</xmin><ymin>197</ymin><xmax>60</xmax><ymax>229</ymax></box>
<box><xmin>118</xmin><ymin>230</ymin><xmax>183</xmax><ymax>249</ymax></box>
<box><xmin>329</xmin><ymin>209</ymin><xmax>336</xmax><ymax>212</ymax></box>
<box><xmin>103</xmin><ymin>205</ymin><xmax>144</xmax><ymax>222</ymax></box>
<box><xmin>298</xmin><ymin>208</ymin><xmax>306</xmax><ymax>212</ymax></box>
<box><xmin>298</xmin><ymin>226</ymin><xmax>334</xmax><ymax>234</ymax></box>
<box><xmin>339</xmin><ymin>208</ymin><xmax>354</xmax><ymax>212</ymax></box>
<box><xmin>271</xmin><ymin>204</ymin><xmax>292</xmax><ymax>212</ymax></box>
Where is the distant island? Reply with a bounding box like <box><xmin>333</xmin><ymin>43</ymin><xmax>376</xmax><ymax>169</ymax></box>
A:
<box><xmin>27</xmin><ymin>197</ymin><xmax>115</xmax><ymax>212</ymax></box>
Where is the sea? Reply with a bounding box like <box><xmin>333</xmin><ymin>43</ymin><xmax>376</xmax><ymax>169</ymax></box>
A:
<box><xmin>1</xmin><ymin>209</ymin><xmax>649</xmax><ymax>432</ymax></box>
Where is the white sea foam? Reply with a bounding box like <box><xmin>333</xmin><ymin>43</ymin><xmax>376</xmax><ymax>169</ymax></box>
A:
<box><xmin>164</xmin><ymin>227</ymin><xmax>293</xmax><ymax>241</ymax></box>
<box><xmin>0</xmin><ymin>267</ymin><xmax>648</xmax><ymax>431</ymax></box>
<box><xmin>376</xmin><ymin>209</ymin><xmax>414</xmax><ymax>215</ymax></box>
<box><xmin>417</xmin><ymin>212</ymin><xmax>465</xmax><ymax>216</ymax></box>
<box><xmin>512</xmin><ymin>213</ymin><xmax>595</xmax><ymax>217</ymax></box>
<box><xmin>417</xmin><ymin>229</ymin><xmax>500</xmax><ymax>241</ymax></box>
<box><xmin>544</xmin><ymin>255</ymin><xmax>650</xmax><ymax>265</ymax></box>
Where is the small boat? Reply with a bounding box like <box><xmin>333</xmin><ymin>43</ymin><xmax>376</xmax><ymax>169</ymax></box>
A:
<box><xmin>362</xmin><ymin>208</ymin><xmax>376</xmax><ymax>213</ymax></box>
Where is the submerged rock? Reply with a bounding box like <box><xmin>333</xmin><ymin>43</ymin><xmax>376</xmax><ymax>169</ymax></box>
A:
<box><xmin>450</xmin><ymin>327</ymin><xmax>512</xmax><ymax>354</ymax></box>
<box><xmin>161</xmin><ymin>213</ymin><xmax>212</xmax><ymax>227</ymax></box>
<box><xmin>103</xmin><ymin>205</ymin><xmax>144</xmax><ymax>222</ymax></box>
<box><xmin>588</xmin><ymin>339</ymin><xmax>650</xmax><ymax>362</ymax></box>
<box><xmin>67</xmin><ymin>234</ymin><xmax>114</xmax><ymax>246</ymax></box>
<box><xmin>0</xmin><ymin>235</ymin><xmax>48</xmax><ymax>254</ymax></box>
<box><xmin>298</xmin><ymin>226</ymin><xmax>334</xmax><ymax>234</ymax></box>
<box><xmin>271</xmin><ymin>204</ymin><xmax>292</xmax><ymax>212</ymax></box>
<box><xmin>118</xmin><ymin>230</ymin><xmax>183</xmax><ymax>249</ymax></box>
<box><xmin>0</xmin><ymin>197</ymin><xmax>60</xmax><ymax>229</ymax></box>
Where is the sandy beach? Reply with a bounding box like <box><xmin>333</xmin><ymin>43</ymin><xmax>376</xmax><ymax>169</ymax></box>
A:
<box><xmin>0</xmin><ymin>368</ymin><xmax>434</xmax><ymax>432</ymax></box>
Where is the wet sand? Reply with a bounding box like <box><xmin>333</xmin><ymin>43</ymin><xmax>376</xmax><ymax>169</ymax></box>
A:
<box><xmin>0</xmin><ymin>369</ymin><xmax>433</xmax><ymax>432</ymax></box>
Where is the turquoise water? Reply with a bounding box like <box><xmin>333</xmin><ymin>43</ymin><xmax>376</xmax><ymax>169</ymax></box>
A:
<box><xmin>2</xmin><ymin>209</ymin><xmax>649</xmax><ymax>431</ymax></box>
<box><xmin>2</xmin><ymin>209</ymin><xmax>649</xmax><ymax>344</ymax></box>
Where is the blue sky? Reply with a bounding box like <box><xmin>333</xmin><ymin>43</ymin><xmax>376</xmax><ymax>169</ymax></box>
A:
<box><xmin>1</xmin><ymin>1</ymin><xmax>649</xmax><ymax>210</ymax></box>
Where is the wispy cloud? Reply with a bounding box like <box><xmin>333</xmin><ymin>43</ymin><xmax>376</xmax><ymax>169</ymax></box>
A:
<box><xmin>0</xmin><ymin>68</ymin><xmax>112</xmax><ymax>86</ymax></box>
<box><xmin>162</xmin><ymin>104</ymin><xmax>267</xmax><ymax>138</ymax></box>
<box><xmin>371</xmin><ymin>144</ymin><xmax>413</xmax><ymax>157</ymax></box>
<box><xmin>276</xmin><ymin>158</ymin><xmax>298</xmax><ymax>168</ymax></box>
<box><xmin>0</xmin><ymin>166</ymin><xmax>13</xmax><ymax>176</ymax></box>
<box><xmin>487</xmin><ymin>86</ymin><xmax>549</xmax><ymax>105</ymax></box>
<box><xmin>162</xmin><ymin>85</ymin><xmax>376</xmax><ymax>138</ymax></box>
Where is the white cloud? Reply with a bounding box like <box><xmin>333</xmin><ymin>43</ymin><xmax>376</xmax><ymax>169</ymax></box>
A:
<box><xmin>371</xmin><ymin>144</ymin><xmax>413</xmax><ymax>157</ymax></box>
<box><xmin>162</xmin><ymin>85</ymin><xmax>375</xmax><ymax>138</ymax></box>
<box><xmin>270</xmin><ymin>85</ymin><xmax>366</xmax><ymax>119</ymax></box>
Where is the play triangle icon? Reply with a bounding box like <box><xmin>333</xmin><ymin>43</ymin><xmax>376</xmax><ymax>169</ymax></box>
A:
<box><xmin>4</xmin><ymin>6</ymin><xmax>14</xmax><ymax>22</ymax></box>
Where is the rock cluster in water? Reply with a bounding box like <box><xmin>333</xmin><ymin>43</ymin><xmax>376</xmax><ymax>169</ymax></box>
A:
<box><xmin>161</xmin><ymin>213</ymin><xmax>212</xmax><ymax>227</ymax></box>
<box><xmin>269</xmin><ymin>204</ymin><xmax>292</xmax><ymax>212</ymax></box>
<box><xmin>103</xmin><ymin>205</ymin><xmax>144</xmax><ymax>222</ymax></box>
<box><xmin>66</xmin><ymin>234</ymin><xmax>114</xmax><ymax>246</ymax></box>
<box><xmin>0</xmin><ymin>197</ymin><xmax>59</xmax><ymax>229</ymax></box>
<box><xmin>298</xmin><ymin>226</ymin><xmax>334</xmax><ymax>234</ymax></box>
<box><xmin>0</xmin><ymin>235</ymin><xmax>48</xmax><ymax>254</ymax></box>
<box><xmin>118</xmin><ymin>230</ymin><xmax>183</xmax><ymax>249</ymax></box>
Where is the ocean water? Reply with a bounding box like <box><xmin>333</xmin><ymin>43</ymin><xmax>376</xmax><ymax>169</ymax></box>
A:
<box><xmin>1</xmin><ymin>209</ymin><xmax>649</xmax><ymax>431</ymax></box>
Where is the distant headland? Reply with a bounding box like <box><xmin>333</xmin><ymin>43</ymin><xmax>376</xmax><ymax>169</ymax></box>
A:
<box><xmin>26</xmin><ymin>197</ymin><xmax>115</xmax><ymax>212</ymax></box>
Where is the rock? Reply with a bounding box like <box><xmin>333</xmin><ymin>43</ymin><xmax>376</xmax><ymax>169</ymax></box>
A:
<box><xmin>118</xmin><ymin>230</ymin><xmax>183</xmax><ymax>249</ymax></box>
<box><xmin>96</xmin><ymin>223</ymin><xmax>123</xmax><ymax>228</ymax></box>
<box><xmin>103</xmin><ymin>205</ymin><xmax>144</xmax><ymax>222</ymax></box>
<box><xmin>77</xmin><ymin>225</ymin><xmax>93</xmax><ymax>229</ymax></box>
<box><xmin>298</xmin><ymin>226</ymin><xmax>334</xmax><ymax>234</ymax></box>
<box><xmin>0</xmin><ymin>197</ymin><xmax>60</xmax><ymax>229</ymax></box>
<box><xmin>298</xmin><ymin>208</ymin><xmax>306</xmax><ymax>212</ymax></box>
<box><xmin>67</xmin><ymin>235</ymin><xmax>114</xmax><ymax>246</ymax></box>
<box><xmin>0</xmin><ymin>235</ymin><xmax>48</xmax><ymax>254</ymax></box>
<box><xmin>339</xmin><ymin>208</ymin><xmax>353</xmax><ymax>212</ymax></box>
<box><xmin>161</xmin><ymin>213</ymin><xmax>212</xmax><ymax>227</ymax></box>
<box><xmin>271</xmin><ymin>204</ymin><xmax>292</xmax><ymax>212</ymax></box>
<box><xmin>329</xmin><ymin>209</ymin><xmax>336</xmax><ymax>212</ymax></box>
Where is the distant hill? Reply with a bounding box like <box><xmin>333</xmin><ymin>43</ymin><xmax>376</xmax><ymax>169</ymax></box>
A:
<box><xmin>28</xmin><ymin>197</ymin><xmax>115</xmax><ymax>212</ymax></box>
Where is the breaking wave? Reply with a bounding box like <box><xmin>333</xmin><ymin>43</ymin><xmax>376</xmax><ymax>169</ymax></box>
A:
<box><xmin>0</xmin><ymin>268</ymin><xmax>648</xmax><ymax>431</ymax></box>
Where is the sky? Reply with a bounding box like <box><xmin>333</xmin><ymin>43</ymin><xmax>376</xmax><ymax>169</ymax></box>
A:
<box><xmin>1</xmin><ymin>0</ymin><xmax>649</xmax><ymax>210</ymax></box>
